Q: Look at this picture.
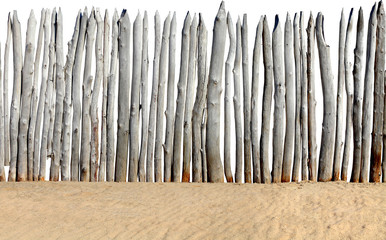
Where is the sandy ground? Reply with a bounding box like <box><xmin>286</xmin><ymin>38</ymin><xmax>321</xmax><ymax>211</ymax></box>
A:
<box><xmin>0</xmin><ymin>182</ymin><xmax>384</xmax><ymax>240</ymax></box>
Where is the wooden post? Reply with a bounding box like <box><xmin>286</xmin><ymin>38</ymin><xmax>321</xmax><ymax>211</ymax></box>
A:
<box><xmin>172</xmin><ymin>12</ymin><xmax>190</xmax><ymax>182</ymax></box>
<box><xmin>381</xmin><ymin>3</ymin><xmax>386</xmax><ymax>183</ymax></box>
<box><xmin>71</xmin><ymin>7</ymin><xmax>88</xmax><ymax>181</ymax></box>
<box><xmin>251</xmin><ymin>16</ymin><xmax>263</xmax><ymax>183</ymax></box>
<box><xmin>306</xmin><ymin>13</ymin><xmax>317</xmax><ymax>181</ymax></box>
<box><xmin>106</xmin><ymin>10</ymin><xmax>119</xmax><ymax>182</ymax></box>
<box><xmin>0</xmin><ymin>43</ymin><xmax>4</xmax><ymax>178</ymax></box>
<box><xmin>34</xmin><ymin>9</ymin><xmax>50</xmax><ymax>181</ymax></box>
<box><xmin>147</xmin><ymin>12</ymin><xmax>161</xmax><ymax>182</ymax></box>
<box><xmin>300</xmin><ymin>12</ymin><xmax>308</xmax><ymax>181</ymax></box>
<box><xmin>164</xmin><ymin>12</ymin><xmax>176</xmax><ymax>182</ymax></box>
<box><xmin>341</xmin><ymin>9</ymin><xmax>354</xmax><ymax>182</ymax></box>
<box><xmin>27</xmin><ymin>9</ymin><xmax>44</xmax><ymax>181</ymax></box>
<box><xmin>155</xmin><ymin>14</ymin><xmax>171</xmax><ymax>182</ymax></box>
<box><xmin>292</xmin><ymin>13</ymin><xmax>301</xmax><ymax>182</ymax></box>
<box><xmin>90</xmin><ymin>9</ymin><xmax>103</xmax><ymax>182</ymax></box>
<box><xmin>115</xmin><ymin>10</ymin><xmax>131</xmax><ymax>182</ymax></box>
<box><xmin>224</xmin><ymin>12</ymin><xmax>235</xmax><ymax>183</ymax></box>
<box><xmin>360</xmin><ymin>3</ymin><xmax>377</xmax><ymax>183</ymax></box>
<box><xmin>61</xmin><ymin>11</ymin><xmax>80</xmax><ymax>181</ymax></box>
<box><xmin>50</xmin><ymin>8</ymin><xmax>64</xmax><ymax>181</ymax></box>
<box><xmin>80</xmin><ymin>10</ymin><xmax>96</xmax><ymax>182</ymax></box>
<box><xmin>39</xmin><ymin>9</ymin><xmax>56</xmax><ymax>181</ymax></box>
<box><xmin>260</xmin><ymin>16</ymin><xmax>273</xmax><ymax>184</ymax></box>
<box><xmin>0</xmin><ymin>45</ymin><xmax>4</xmax><ymax>181</ymax></box>
<box><xmin>3</xmin><ymin>14</ymin><xmax>11</xmax><ymax>167</ymax></box>
<box><xmin>234</xmin><ymin>17</ymin><xmax>243</xmax><ymax>183</ymax></box>
<box><xmin>192</xmin><ymin>14</ymin><xmax>208</xmax><ymax>183</ymax></box>
<box><xmin>351</xmin><ymin>8</ymin><xmax>364</xmax><ymax>183</ymax></box>
<box><xmin>242</xmin><ymin>14</ymin><xmax>252</xmax><ymax>183</ymax></box>
<box><xmin>99</xmin><ymin>9</ymin><xmax>110</xmax><ymax>182</ymax></box>
<box><xmin>206</xmin><ymin>2</ymin><xmax>226</xmax><ymax>183</ymax></box>
<box><xmin>17</xmin><ymin>10</ymin><xmax>37</xmax><ymax>181</ymax></box>
<box><xmin>316</xmin><ymin>12</ymin><xmax>336</xmax><ymax>182</ymax></box>
<box><xmin>182</xmin><ymin>14</ymin><xmax>197</xmax><ymax>182</ymax></box>
<box><xmin>282</xmin><ymin>13</ymin><xmax>294</xmax><ymax>182</ymax></box>
<box><xmin>129</xmin><ymin>12</ymin><xmax>143</xmax><ymax>182</ymax></box>
<box><xmin>138</xmin><ymin>11</ymin><xmax>149</xmax><ymax>182</ymax></box>
<box><xmin>333</xmin><ymin>10</ymin><xmax>346</xmax><ymax>181</ymax></box>
<box><xmin>371</xmin><ymin>1</ymin><xmax>384</xmax><ymax>183</ymax></box>
<box><xmin>272</xmin><ymin>15</ymin><xmax>285</xmax><ymax>183</ymax></box>
<box><xmin>8</xmin><ymin>11</ymin><xmax>22</xmax><ymax>182</ymax></box>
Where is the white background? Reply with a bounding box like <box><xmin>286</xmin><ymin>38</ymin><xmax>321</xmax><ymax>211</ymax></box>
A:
<box><xmin>0</xmin><ymin>0</ymin><xmax>376</xmax><ymax>181</ymax></box>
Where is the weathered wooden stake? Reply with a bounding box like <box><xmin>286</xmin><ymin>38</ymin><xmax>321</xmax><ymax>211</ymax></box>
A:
<box><xmin>154</xmin><ymin>14</ymin><xmax>171</xmax><ymax>182</ymax></box>
<box><xmin>192</xmin><ymin>14</ymin><xmax>208</xmax><ymax>183</ymax></box>
<box><xmin>34</xmin><ymin>9</ymin><xmax>50</xmax><ymax>181</ymax></box>
<box><xmin>251</xmin><ymin>16</ymin><xmax>263</xmax><ymax>183</ymax></box>
<box><xmin>146</xmin><ymin>12</ymin><xmax>161</xmax><ymax>182</ymax></box>
<box><xmin>39</xmin><ymin>9</ymin><xmax>56</xmax><ymax>181</ymax></box>
<box><xmin>27</xmin><ymin>9</ymin><xmax>45</xmax><ymax>181</ymax></box>
<box><xmin>172</xmin><ymin>12</ymin><xmax>190</xmax><ymax>182</ymax></box>
<box><xmin>333</xmin><ymin>10</ymin><xmax>346</xmax><ymax>181</ymax></box>
<box><xmin>360</xmin><ymin>3</ymin><xmax>377</xmax><ymax>183</ymax></box>
<box><xmin>282</xmin><ymin>13</ymin><xmax>294</xmax><ymax>182</ymax></box>
<box><xmin>80</xmin><ymin>10</ymin><xmax>96</xmax><ymax>182</ymax></box>
<box><xmin>0</xmin><ymin>46</ymin><xmax>4</xmax><ymax>181</ymax></box>
<box><xmin>306</xmin><ymin>13</ymin><xmax>317</xmax><ymax>181</ymax></box>
<box><xmin>371</xmin><ymin>1</ymin><xmax>384</xmax><ymax>183</ymax></box>
<box><xmin>341</xmin><ymin>9</ymin><xmax>354</xmax><ymax>182</ymax></box>
<box><xmin>50</xmin><ymin>8</ymin><xmax>64</xmax><ymax>181</ymax></box>
<box><xmin>272</xmin><ymin>15</ymin><xmax>285</xmax><ymax>183</ymax></box>
<box><xmin>182</xmin><ymin>14</ymin><xmax>197</xmax><ymax>182</ymax></box>
<box><xmin>242</xmin><ymin>14</ymin><xmax>252</xmax><ymax>183</ymax></box>
<box><xmin>99</xmin><ymin>9</ymin><xmax>110</xmax><ymax>182</ymax></box>
<box><xmin>224</xmin><ymin>12</ymin><xmax>235</xmax><ymax>183</ymax></box>
<box><xmin>115</xmin><ymin>10</ymin><xmax>131</xmax><ymax>182</ymax></box>
<box><xmin>129</xmin><ymin>12</ymin><xmax>143</xmax><ymax>182</ymax></box>
<box><xmin>164</xmin><ymin>12</ymin><xmax>176</xmax><ymax>182</ymax></box>
<box><xmin>316</xmin><ymin>12</ymin><xmax>336</xmax><ymax>182</ymax></box>
<box><xmin>9</xmin><ymin>11</ymin><xmax>23</xmax><ymax>182</ymax></box>
<box><xmin>106</xmin><ymin>10</ymin><xmax>119</xmax><ymax>182</ymax></box>
<box><xmin>61</xmin><ymin>10</ymin><xmax>80</xmax><ymax>181</ymax></box>
<box><xmin>3</xmin><ymin>14</ymin><xmax>11</xmax><ymax>167</ymax></box>
<box><xmin>17</xmin><ymin>10</ymin><xmax>37</xmax><ymax>181</ymax></box>
<box><xmin>300</xmin><ymin>12</ymin><xmax>308</xmax><ymax>181</ymax></box>
<box><xmin>234</xmin><ymin>17</ymin><xmax>243</xmax><ymax>183</ymax></box>
<box><xmin>351</xmin><ymin>8</ymin><xmax>364</xmax><ymax>183</ymax></box>
<box><xmin>90</xmin><ymin>9</ymin><xmax>103</xmax><ymax>182</ymax></box>
<box><xmin>71</xmin><ymin>7</ymin><xmax>88</xmax><ymax>181</ymax></box>
<box><xmin>292</xmin><ymin>13</ymin><xmax>301</xmax><ymax>182</ymax></box>
<box><xmin>260</xmin><ymin>16</ymin><xmax>273</xmax><ymax>184</ymax></box>
<box><xmin>138</xmin><ymin>11</ymin><xmax>149</xmax><ymax>182</ymax></box>
<box><xmin>206</xmin><ymin>2</ymin><xmax>226</xmax><ymax>183</ymax></box>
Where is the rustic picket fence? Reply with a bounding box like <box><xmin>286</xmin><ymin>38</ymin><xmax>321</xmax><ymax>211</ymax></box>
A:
<box><xmin>0</xmin><ymin>1</ymin><xmax>384</xmax><ymax>183</ymax></box>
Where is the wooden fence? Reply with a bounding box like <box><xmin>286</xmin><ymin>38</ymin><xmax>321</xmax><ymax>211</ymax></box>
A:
<box><xmin>0</xmin><ymin>1</ymin><xmax>384</xmax><ymax>183</ymax></box>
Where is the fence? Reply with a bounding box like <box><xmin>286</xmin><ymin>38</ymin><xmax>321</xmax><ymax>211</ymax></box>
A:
<box><xmin>0</xmin><ymin>1</ymin><xmax>384</xmax><ymax>183</ymax></box>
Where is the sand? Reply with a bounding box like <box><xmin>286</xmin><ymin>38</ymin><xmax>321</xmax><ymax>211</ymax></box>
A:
<box><xmin>0</xmin><ymin>182</ymin><xmax>384</xmax><ymax>239</ymax></box>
